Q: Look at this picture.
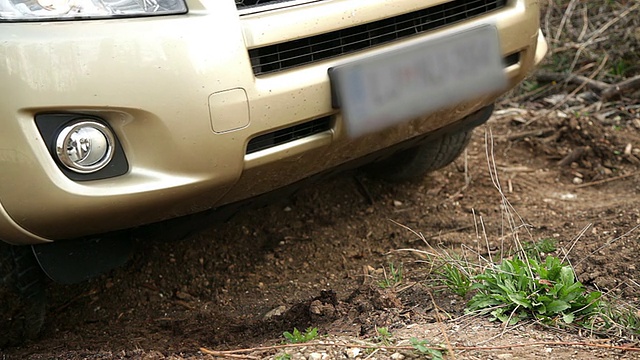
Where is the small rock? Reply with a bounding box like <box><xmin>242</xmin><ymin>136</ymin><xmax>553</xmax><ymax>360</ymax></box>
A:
<box><xmin>391</xmin><ymin>353</ymin><xmax>405</xmax><ymax>360</ymax></box>
<box><xmin>497</xmin><ymin>354</ymin><xmax>513</xmax><ymax>359</ymax></box>
<box><xmin>263</xmin><ymin>305</ymin><xmax>287</xmax><ymax>320</ymax></box>
<box><xmin>346</xmin><ymin>347</ymin><xmax>361</xmax><ymax>358</ymax></box>
<box><xmin>309</xmin><ymin>352</ymin><xmax>323</xmax><ymax>360</ymax></box>
<box><xmin>393</xmin><ymin>200</ymin><xmax>403</xmax><ymax>207</ymax></box>
<box><xmin>175</xmin><ymin>291</ymin><xmax>195</xmax><ymax>301</ymax></box>
<box><xmin>309</xmin><ymin>300</ymin><xmax>335</xmax><ymax>317</ymax></box>
<box><xmin>572</xmin><ymin>177</ymin><xmax>583</xmax><ymax>185</ymax></box>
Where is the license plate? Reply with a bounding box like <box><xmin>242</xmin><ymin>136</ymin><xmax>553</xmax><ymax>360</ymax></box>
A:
<box><xmin>329</xmin><ymin>25</ymin><xmax>507</xmax><ymax>138</ymax></box>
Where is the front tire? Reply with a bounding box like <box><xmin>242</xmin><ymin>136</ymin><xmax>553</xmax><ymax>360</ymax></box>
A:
<box><xmin>364</xmin><ymin>129</ymin><xmax>473</xmax><ymax>182</ymax></box>
<box><xmin>0</xmin><ymin>243</ymin><xmax>47</xmax><ymax>348</ymax></box>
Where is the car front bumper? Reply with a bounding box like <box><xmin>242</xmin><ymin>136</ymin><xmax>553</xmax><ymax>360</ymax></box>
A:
<box><xmin>0</xmin><ymin>0</ymin><xmax>547</xmax><ymax>244</ymax></box>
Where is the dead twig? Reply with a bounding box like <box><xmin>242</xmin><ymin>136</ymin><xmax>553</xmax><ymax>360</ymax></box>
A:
<box><xmin>502</xmin><ymin>127</ymin><xmax>556</xmax><ymax>142</ymax></box>
<box><xmin>554</xmin><ymin>0</ymin><xmax>579</xmax><ymax>42</ymax></box>
<box><xmin>557</xmin><ymin>146</ymin><xmax>590</xmax><ymax>167</ymax></box>
<box><xmin>534</xmin><ymin>72</ymin><xmax>640</xmax><ymax>100</ymax></box>
<box><xmin>534</xmin><ymin>71</ymin><xmax>610</xmax><ymax>93</ymax></box>
<box><xmin>200</xmin><ymin>348</ymin><xmax>261</xmax><ymax>359</ymax></box>
<box><xmin>601</xmin><ymin>75</ymin><xmax>640</xmax><ymax>100</ymax></box>
<box><xmin>573</xmin><ymin>172</ymin><xmax>640</xmax><ymax>189</ymax></box>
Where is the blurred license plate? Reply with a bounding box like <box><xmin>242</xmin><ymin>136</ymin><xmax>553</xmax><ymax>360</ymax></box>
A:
<box><xmin>329</xmin><ymin>25</ymin><xmax>507</xmax><ymax>137</ymax></box>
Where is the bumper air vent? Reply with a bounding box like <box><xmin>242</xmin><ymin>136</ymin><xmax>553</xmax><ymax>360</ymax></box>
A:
<box><xmin>249</xmin><ymin>0</ymin><xmax>507</xmax><ymax>75</ymax></box>
<box><xmin>246</xmin><ymin>116</ymin><xmax>332</xmax><ymax>154</ymax></box>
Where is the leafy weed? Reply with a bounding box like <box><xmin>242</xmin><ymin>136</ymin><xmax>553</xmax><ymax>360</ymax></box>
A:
<box><xmin>283</xmin><ymin>327</ymin><xmax>318</xmax><ymax>344</ymax></box>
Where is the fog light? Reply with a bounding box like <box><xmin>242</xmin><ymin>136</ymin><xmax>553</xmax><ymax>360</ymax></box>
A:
<box><xmin>55</xmin><ymin>121</ymin><xmax>115</xmax><ymax>174</ymax></box>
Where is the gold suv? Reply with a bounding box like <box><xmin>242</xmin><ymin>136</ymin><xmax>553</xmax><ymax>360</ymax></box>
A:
<box><xmin>1</xmin><ymin>0</ymin><xmax>546</xmax><ymax>345</ymax></box>
<box><xmin>1</xmin><ymin>0</ymin><xmax>545</xmax><ymax>273</ymax></box>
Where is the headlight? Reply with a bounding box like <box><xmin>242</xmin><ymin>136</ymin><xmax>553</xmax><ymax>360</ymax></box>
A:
<box><xmin>0</xmin><ymin>0</ymin><xmax>187</xmax><ymax>21</ymax></box>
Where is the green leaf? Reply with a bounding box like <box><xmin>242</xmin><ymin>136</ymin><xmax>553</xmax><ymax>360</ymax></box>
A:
<box><xmin>508</xmin><ymin>293</ymin><xmax>532</xmax><ymax>309</ymax></box>
<box><xmin>546</xmin><ymin>300</ymin><xmax>570</xmax><ymax>314</ymax></box>
<box><xmin>560</xmin><ymin>266</ymin><xmax>575</xmax><ymax>286</ymax></box>
<box><xmin>467</xmin><ymin>296</ymin><xmax>501</xmax><ymax>310</ymax></box>
<box><xmin>563</xmin><ymin>313</ymin><xmax>575</xmax><ymax>324</ymax></box>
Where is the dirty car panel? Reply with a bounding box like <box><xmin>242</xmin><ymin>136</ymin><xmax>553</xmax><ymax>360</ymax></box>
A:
<box><xmin>0</xmin><ymin>0</ymin><xmax>547</xmax><ymax>245</ymax></box>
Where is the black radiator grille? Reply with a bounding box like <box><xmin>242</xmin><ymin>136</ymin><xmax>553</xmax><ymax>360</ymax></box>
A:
<box><xmin>237</xmin><ymin>0</ymin><xmax>308</xmax><ymax>9</ymax></box>
<box><xmin>246</xmin><ymin>116</ymin><xmax>332</xmax><ymax>154</ymax></box>
<box><xmin>249</xmin><ymin>0</ymin><xmax>507</xmax><ymax>75</ymax></box>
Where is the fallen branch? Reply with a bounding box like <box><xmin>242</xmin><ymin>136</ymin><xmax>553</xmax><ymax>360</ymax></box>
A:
<box><xmin>601</xmin><ymin>75</ymin><xmax>640</xmax><ymax>100</ymax></box>
<box><xmin>573</xmin><ymin>172</ymin><xmax>640</xmax><ymax>189</ymax></box>
<box><xmin>535</xmin><ymin>71</ymin><xmax>609</xmax><ymax>93</ymax></box>
<box><xmin>534</xmin><ymin>72</ymin><xmax>640</xmax><ymax>101</ymax></box>
<box><xmin>557</xmin><ymin>146</ymin><xmax>590</xmax><ymax>167</ymax></box>
<box><xmin>504</xmin><ymin>127</ymin><xmax>556</xmax><ymax>142</ymax></box>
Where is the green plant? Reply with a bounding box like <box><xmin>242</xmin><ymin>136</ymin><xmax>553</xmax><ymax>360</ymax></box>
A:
<box><xmin>282</xmin><ymin>327</ymin><xmax>318</xmax><ymax>344</ymax></box>
<box><xmin>521</xmin><ymin>79</ymin><xmax>542</xmax><ymax>92</ymax></box>
<box><xmin>274</xmin><ymin>353</ymin><xmax>292</xmax><ymax>360</ymax></box>
<box><xmin>522</xmin><ymin>238</ymin><xmax>557</xmax><ymax>260</ymax></box>
<box><xmin>378</xmin><ymin>262</ymin><xmax>403</xmax><ymax>289</ymax></box>
<box><xmin>410</xmin><ymin>338</ymin><xmax>444</xmax><ymax>360</ymax></box>
<box><xmin>374</xmin><ymin>326</ymin><xmax>393</xmax><ymax>346</ymax></box>
<box><xmin>439</xmin><ymin>262</ymin><xmax>472</xmax><ymax>298</ymax></box>
<box><xmin>609</xmin><ymin>59</ymin><xmax>631</xmax><ymax>77</ymax></box>
<box><xmin>594</xmin><ymin>300</ymin><xmax>640</xmax><ymax>337</ymax></box>
<box><xmin>466</xmin><ymin>256</ymin><xmax>601</xmax><ymax>325</ymax></box>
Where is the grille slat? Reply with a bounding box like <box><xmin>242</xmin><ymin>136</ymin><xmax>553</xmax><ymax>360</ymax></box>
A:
<box><xmin>246</xmin><ymin>117</ymin><xmax>332</xmax><ymax>154</ymax></box>
<box><xmin>249</xmin><ymin>0</ymin><xmax>507</xmax><ymax>75</ymax></box>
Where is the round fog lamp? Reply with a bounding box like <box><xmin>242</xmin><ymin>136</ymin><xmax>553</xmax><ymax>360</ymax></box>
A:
<box><xmin>55</xmin><ymin>121</ymin><xmax>115</xmax><ymax>174</ymax></box>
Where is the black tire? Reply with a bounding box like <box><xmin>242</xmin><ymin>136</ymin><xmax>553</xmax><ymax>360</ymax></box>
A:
<box><xmin>0</xmin><ymin>243</ymin><xmax>47</xmax><ymax>348</ymax></box>
<box><xmin>364</xmin><ymin>129</ymin><xmax>473</xmax><ymax>182</ymax></box>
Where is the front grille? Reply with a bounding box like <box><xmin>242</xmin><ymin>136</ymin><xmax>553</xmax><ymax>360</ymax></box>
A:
<box><xmin>236</xmin><ymin>0</ymin><xmax>308</xmax><ymax>9</ymax></box>
<box><xmin>246</xmin><ymin>116</ymin><xmax>332</xmax><ymax>154</ymax></box>
<box><xmin>249</xmin><ymin>0</ymin><xmax>507</xmax><ymax>75</ymax></box>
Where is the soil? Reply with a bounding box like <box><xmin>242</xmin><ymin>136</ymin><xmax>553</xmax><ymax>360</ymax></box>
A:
<box><xmin>2</xmin><ymin>97</ymin><xmax>639</xmax><ymax>359</ymax></box>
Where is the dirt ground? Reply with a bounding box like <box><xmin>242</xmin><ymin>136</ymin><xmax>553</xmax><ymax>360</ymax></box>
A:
<box><xmin>2</xmin><ymin>94</ymin><xmax>639</xmax><ymax>359</ymax></box>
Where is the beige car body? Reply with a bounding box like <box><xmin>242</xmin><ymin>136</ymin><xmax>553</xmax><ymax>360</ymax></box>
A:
<box><xmin>0</xmin><ymin>0</ymin><xmax>547</xmax><ymax>245</ymax></box>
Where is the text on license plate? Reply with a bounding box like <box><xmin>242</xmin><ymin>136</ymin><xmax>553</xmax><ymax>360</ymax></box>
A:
<box><xmin>329</xmin><ymin>25</ymin><xmax>508</xmax><ymax>137</ymax></box>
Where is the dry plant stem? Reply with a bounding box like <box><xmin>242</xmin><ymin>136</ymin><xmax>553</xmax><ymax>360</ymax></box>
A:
<box><xmin>577</xmin><ymin>4</ymin><xmax>588</xmax><ymax>42</ymax></box>
<box><xmin>566</xmin><ymin>3</ymin><xmax>639</xmax><ymax>76</ymax></box>
<box><xmin>543</xmin><ymin>0</ymin><xmax>554</xmax><ymax>49</ymax></box>
<box><xmin>484</xmin><ymin>130</ymin><xmax>533</xmax><ymax>271</ymax></box>
<box><xmin>561</xmin><ymin>223</ymin><xmax>592</xmax><ymax>267</ymax></box>
<box><xmin>554</xmin><ymin>0</ymin><xmax>578</xmax><ymax>42</ymax></box>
